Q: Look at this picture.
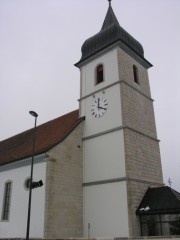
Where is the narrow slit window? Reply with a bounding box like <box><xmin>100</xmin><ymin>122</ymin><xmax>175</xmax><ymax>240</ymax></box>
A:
<box><xmin>96</xmin><ymin>64</ymin><xmax>104</xmax><ymax>84</ymax></box>
<box><xmin>133</xmin><ymin>65</ymin><xmax>139</xmax><ymax>84</ymax></box>
<box><xmin>2</xmin><ymin>181</ymin><xmax>12</xmax><ymax>221</ymax></box>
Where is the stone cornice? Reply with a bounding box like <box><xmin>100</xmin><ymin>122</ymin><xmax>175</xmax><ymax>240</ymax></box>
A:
<box><xmin>82</xmin><ymin>125</ymin><xmax>159</xmax><ymax>142</ymax></box>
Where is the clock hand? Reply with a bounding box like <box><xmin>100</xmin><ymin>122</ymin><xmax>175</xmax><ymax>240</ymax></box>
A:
<box><xmin>97</xmin><ymin>98</ymin><xmax>100</xmax><ymax>109</ymax></box>
<box><xmin>98</xmin><ymin>107</ymin><xmax>106</xmax><ymax>110</ymax></box>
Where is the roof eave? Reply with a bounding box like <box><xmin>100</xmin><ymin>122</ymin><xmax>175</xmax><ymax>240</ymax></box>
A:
<box><xmin>137</xmin><ymin>208</ymin><xmax>180</xmax><ymax>216</ymax></box>
<box><xmin>75</xmin><ymin>40</ymin><xmax>152</xmax><ymax>69</ymax></box>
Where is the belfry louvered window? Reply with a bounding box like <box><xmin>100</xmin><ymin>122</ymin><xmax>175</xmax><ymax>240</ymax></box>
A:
<box><xmin>96</xmin><ymin>64</ymin><xmax>104</xmax><ymax>84</ymax></box>
<box><xmin>133</xmin><ymin>65</ymin><xmax>139</xmax><ymax>84</ymax></box>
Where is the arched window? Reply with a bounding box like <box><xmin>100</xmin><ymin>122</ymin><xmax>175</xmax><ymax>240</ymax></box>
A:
<box><xmin>2</xmin><ymin>181</ymin><xmax>12</xmax><ymax>221</ymax></box>
<box><xmin>96</xmin><ymin>64</ymin><xmax>104</xmax><ymax>85</ymax></box>
<box><xmin>133</xmin><ymin>65</ymin><xmax>139</xmax><ymax>84</ymax></box>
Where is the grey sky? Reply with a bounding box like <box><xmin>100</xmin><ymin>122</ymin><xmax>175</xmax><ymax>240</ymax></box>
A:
<box><xmin>0</xmin><ymin>0</ymin><xmax>180</xmax><ymax>191</ymax></box>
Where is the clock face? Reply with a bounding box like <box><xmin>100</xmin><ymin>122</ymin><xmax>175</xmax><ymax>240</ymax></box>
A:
<box><xmin>91</xmin><ymin>97</ymin><xmax>108</xmax><ymax>118</ymax></box>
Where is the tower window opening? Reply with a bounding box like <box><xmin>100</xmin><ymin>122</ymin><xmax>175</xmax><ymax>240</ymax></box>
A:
<box><xmin>96</xmin><ymin>64</ymin><xmax>104</xmax><ymax>85</ymax></box>
<box><xmin>133</xmin><ymin>65</ymin><xmax>139</xmax><ymax>84</ymax></box>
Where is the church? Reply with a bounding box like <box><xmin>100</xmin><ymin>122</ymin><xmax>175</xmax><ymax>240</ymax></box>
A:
<box><xmin>0</xmin><ymin>1</ymin><xmax>180</xmax><ymax>238</ymax></box>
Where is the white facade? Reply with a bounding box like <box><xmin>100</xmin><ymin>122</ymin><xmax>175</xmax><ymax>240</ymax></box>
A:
<box><xmin>80</xmin><ymin>48</ymin><xmax>129</xmax><ymax>237</ymax></box>
<box><xmin>83</xmin><ymin>131</ymin><xmax>126</xmax><ymax>183</ymax></box>
<box><xmin>84</xmin><ymin>182</ymin><xmax>129</xmax><ymax>238</ymax></box>
<box><xmin>0</xmin><ymin>157</ymin><xmax>46</xmax><ymax>238</ymax></box>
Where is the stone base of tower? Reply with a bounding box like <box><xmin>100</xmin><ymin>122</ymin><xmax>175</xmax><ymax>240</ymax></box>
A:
<box><xmin>122</xmin><ymin>127</ymin><xmax>164</xmax><ymax>236</ymax></box>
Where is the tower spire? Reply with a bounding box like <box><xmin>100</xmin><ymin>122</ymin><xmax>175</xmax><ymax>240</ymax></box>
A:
<box><xmin>101</xmin><ymin>0</ymin><xmax>119</xmax><ymax>30</ymax></box>
<box><xmin>75</xmin><ymin>0</ymin><xmax>147</xmax><ymax>67</ymax></box>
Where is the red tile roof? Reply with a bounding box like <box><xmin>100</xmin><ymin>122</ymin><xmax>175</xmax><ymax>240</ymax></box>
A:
<box><xmin>0</xmin><ymin>110</ymin><xmax>84</xmax><ymax>166</ymax></box>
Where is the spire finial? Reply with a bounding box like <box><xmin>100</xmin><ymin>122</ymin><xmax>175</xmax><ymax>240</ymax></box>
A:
<box><xmin>168</xmin><ymin>178</ymin><xmax>172</xmax><ymax>188</ymax></box>
<box><xmin>108</xmin><ymin>0</ymin><xmax>112</xmax><ymax>6</ymax></box>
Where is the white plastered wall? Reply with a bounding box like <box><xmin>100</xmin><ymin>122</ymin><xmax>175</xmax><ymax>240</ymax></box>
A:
<box><xmin>83</xmin><ymin>181</ymin><xmax>129</xmax><ymax>238</ymax></box>
<box><xmin>0</xmin><ymin>160</ymin><xmax>46</xmax><ymax>238</ymax></box>
<box><xmin>83</xmin><ymin>130</ymin><xmax>126</xmax><ymax>183</ymax></box>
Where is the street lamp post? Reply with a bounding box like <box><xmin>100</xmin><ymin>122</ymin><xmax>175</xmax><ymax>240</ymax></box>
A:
<box><xmin>26</xmin><ymin>111</ymin><xmax>38</xmax><ymax>240</ymax></box>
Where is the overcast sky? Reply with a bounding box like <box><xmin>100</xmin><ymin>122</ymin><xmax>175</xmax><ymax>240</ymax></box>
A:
<box><xmin>0</xmin><ymin>0</ymin><xmax>179</xmax><ymax>191</ymax></box>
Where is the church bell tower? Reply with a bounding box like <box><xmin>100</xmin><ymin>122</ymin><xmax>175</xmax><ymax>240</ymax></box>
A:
<box><xmin>75</xmin><ymin>1</ymin><xmax>163</xmax><ymax>237</ymax></box>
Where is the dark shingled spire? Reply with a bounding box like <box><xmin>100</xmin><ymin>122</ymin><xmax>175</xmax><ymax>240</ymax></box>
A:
<box><xmin>101</xmin><ymin>1</ymin><xmax>119</xmax><ymax>30</ymax></box>
<box><xmin>75</xmin><ymin>1</ymin><xmax>152</xmax><ymax>68</ymax></box>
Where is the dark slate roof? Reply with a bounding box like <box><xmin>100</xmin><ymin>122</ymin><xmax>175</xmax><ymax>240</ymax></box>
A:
<box><xmin>136</xmin><ymin>186</ymin><xmax>180</xmax><ymax>215</ymax></box>
<box><xmin>75</xmin><ymin>2</ymin><xmax>146</xmax><ymax>66</ymax></box>
<box><xmin>0</xmin><ymin>110</ymin><xmax>84</xmax><ymax>166</ymax></box>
